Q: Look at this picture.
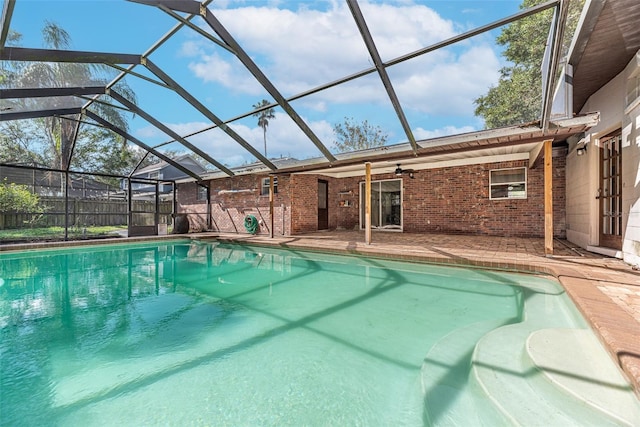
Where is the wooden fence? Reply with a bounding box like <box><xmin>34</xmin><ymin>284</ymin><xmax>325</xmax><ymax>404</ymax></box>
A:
<box><xmin>0</xmin><ymin>197</ymin><xmax>173</xmax><ymax>229</ymax></box>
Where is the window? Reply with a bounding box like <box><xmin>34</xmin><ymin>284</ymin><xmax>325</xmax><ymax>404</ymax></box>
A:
<box><xmin>197</xmin><ymin>185</ymin><xmax>207</xmax><ymax>201</ymax></box>
<box><xmin>149</xmin><ymin>171</ymin><xmax>162</xmax><ymax>180</ymax></box>
<box><xmin>260</xmin><ymin>177</ymin><xmax>278</xmax><ymax>195</ymax></box>
<box><xmin>625</xmin><ymin>72</ymin><xmax>640</xmax><ymax>113</ymax></box>
<box><xmin>490</xmin><ymin>167</ymin><xmax>526</xmax><ymax>200</ymax></box>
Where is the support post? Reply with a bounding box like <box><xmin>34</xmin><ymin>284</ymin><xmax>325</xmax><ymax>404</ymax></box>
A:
<box><xmin>172</xmin><ymin>181</ymin><xmax>177</xmax><ymax>232</ymax></box>
<box><xmin>155</xmin><ymin>182</ymin><xmax>160</xmax><ymax>235</ymax></box>
<box><xmin>269</xmin><ymin>175</ymin><xmax>274</xmax><ymax>239</ymax></box>
<box><xmin>128</xmin><ymin>178</ymin><xmax>133</xmax><ymax>237</ymax></box>
<box><xmin>64</xmin><ymin>170</ymin><xmax>69</xmax><ymax>241</ymax></box>
<box><xmin>544</xmin><ymin>139</ymin><xmax>553</xmax><ymax>256</ymax></box>
<box><xmin>365</xmin><ymin>162</ymin><xmax>372</xmax><ymax>245</ymax></box>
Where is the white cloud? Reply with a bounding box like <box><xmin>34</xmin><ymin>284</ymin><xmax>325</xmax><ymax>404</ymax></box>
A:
<box><xmin>414</xmin><ymin>125</ymin><xmax>477</xmax><ymax>140</ymax></box>
<box><xmin>186</xmin><ymin>2</ymin><xmax>479</xmax><ymax>103</ymax></box>
<box><xmin>233</xmin><ymin>112</ymin><xmax>335</xmax><ymax>160</ymax></box>
<box><xmin>135</xmin><ymin>125</ymin><xmax>162</xmax><ymax>139</ymax></box>
<box><xmin>181</xmin><ymin>2</ymin><xmax>503</xmax><ymax>122</ymax></box>
<box><xmin>179</xmin><ymin>40</ymin><xmax>204</xmax><ymax>57</ymax></box>
<box><xmin>153</xmin><ymin>2</ymin><xmax>506</xmax><ymax>164</ymax></box>
<box><xmin>134</xmin><ymin>112</ymin><xmax>334</xmax><ymax>167</ymax></box>
<box><xmin>361</xmin><ymin>2</ymin><xmax>457</xmax><ymax>60</ymax></box>
<box><xmin>188</xmin><ymin>52</ymin><xmax>263</xmax><ymax>95</ymax></box>
<box><xmin>391</xmin><ymin>44</ymin><xmax>501</xmax><ymax>115</ymax></box>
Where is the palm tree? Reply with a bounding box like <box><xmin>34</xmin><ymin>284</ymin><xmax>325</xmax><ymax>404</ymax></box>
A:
<box><xmin>5</xmin><ymin>21</ymin><xmax>136</xmax><ymax>171</ymax></box>
<box><xmin>252</xmin><ymin>99</ymin><xmax>276</xmax><ymax>157</ymax></box>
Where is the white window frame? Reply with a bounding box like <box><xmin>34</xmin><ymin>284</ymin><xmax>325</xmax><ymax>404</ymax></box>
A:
<box><xmin>359</xmin><ymin>178</ymin><xmax>403</xmax><ymax>231</ymax></box>
<box><xmin>197</xmin><ymin>185</ymin><xmax>207</xmax><ymax>201</ymax></box>
<box><xmin>625</xmin><ymin>71</ymin><xmax>640</xmax><ymax>114</ymax></box>
<box><xmin>260</xmin><ymin>177</ymin><xmax>278</xmax><ymax>196</ymax></box>
<box><xmin>489</xmin><ymin>167</ymin><xmax>527</xmax><ymax>200</ymax></box>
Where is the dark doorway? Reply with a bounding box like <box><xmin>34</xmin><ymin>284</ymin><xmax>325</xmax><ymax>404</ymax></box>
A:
<box><xmin>318</xmin><ymin>180</ymin><xmax>328</xmax><ymax>230</ymax></box>
<box><xmin>598</xmin><ymin>130</ymin><xmax>622</xmax><ymax>249</ymax></box>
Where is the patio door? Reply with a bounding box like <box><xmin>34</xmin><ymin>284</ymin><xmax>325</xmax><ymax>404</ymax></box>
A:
<box><xmin>318</xmin><ymin>180</ymin><xmax>328</xmax><ymax>230</ymax></box>
<box><xmin>360</xmin><ymin>179</ymin><xmax>402</xmax><ymax>230</ymax></box>
<box><xmin>598</xmin><ymin>130</ymin><xmax>623</xmax><ymax>249</ymax></box>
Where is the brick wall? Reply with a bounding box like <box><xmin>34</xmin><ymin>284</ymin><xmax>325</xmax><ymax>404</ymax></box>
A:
<box><xmin>177</xmin><ymin>174</ymin><xmax>291</xmax><ymax>236</ymax></box>
<box><xmin>174</xmin><ymin>181</ymin><xmax>208</xmax><ymax>232</ymax></box>
<box><xmin>303</xmin><ymin>151</ymin><xmax>565</xmax><ymax>238</ymax></box>
<box><xmin>177</xmin><ymin>149</ymin><xmax>566</xmax><ymax>239</ymax></box>
<box><xmin>288</xmin><ymin>174</ymin><xmax>318</xmax><ymax>234</ymax></box>
<box><xmin>333</xmin><ymin>177</ymin><xmax>361</xmax><ymax>231</ymax></box>
<box><xmin>287</xmin><ymin>175</ymin><xmax>362</xmax><ymax>233</ymax></box>
<box><xmin>553</xmin><ymin>150</ymin><xmax>567</xmax><ymax>238</ymax></box>
<box><xmin>400</xmin><ymin>155</ymin><xmax>565</xmax><ymax>237</ymax></box>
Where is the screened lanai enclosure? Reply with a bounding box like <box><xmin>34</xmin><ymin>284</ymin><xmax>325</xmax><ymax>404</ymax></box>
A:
<box><xmin>1</xmin><ymin>0</ymin><xmax>575</xmax><ymax>243</ymax></box>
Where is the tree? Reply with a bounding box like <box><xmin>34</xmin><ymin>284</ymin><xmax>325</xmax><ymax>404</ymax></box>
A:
<box><xmin>0</xmin><ymin>30</ymin><xmax>22</xmax><ymax>85</ymax></box>
<box><xmin>252</xmin><ymin>99</ymin><xmax>276</xmax><ymax>157</ymax></box>
<box><xmin>72</xmin><ymin>128</ymin><xmax>139</xmax><ymax>183</ymax></box>
<box><xmin>0</xmin><ymin>180</ymin><xmax>41</xmax><ymax>214</ymax></box>
<box><xmin>474</xmin><ymin>0</ymin><xmax>585</xmax><ymax>129</ymax></box>
<box><xmin>331</xmin><ymin>117</ymin><xmax>388</xmax><ymax>153</ymax></box>
<box><xmin>0</xmin><ymin>121</ymin><xmax>48</xmax><ymax>165</ymax></box>
<box><xmin>1</xmin><ymin>21</ymin><xmax>137</xmax><ymax>173</ymax></box>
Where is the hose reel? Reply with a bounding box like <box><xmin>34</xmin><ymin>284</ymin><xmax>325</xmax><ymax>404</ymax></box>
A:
<box><xmin>244</xmin><ymin>214</ymin><xmax>259</xmax><ymax>234</ymax></box>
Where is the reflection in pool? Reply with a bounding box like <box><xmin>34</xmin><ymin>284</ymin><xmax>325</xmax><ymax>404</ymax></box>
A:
<box><xmin>0</xmin><ymin>240</ymin><xmax>631</xmax><ymax>426</ymax></box>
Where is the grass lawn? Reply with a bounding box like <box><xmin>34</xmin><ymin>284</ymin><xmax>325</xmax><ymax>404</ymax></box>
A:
<box><xmin>0</xmin><ymin>226</ymin><xmax>127</xmax><ymax>242</ymax></box>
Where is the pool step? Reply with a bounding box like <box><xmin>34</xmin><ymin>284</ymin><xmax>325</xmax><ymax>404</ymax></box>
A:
<box><xmin>527</xmin><ymin>328</ymin><xmax>640</xmax><ymax>425</ymax></box>
<box><xmin>421</xmin><ymin>319</ymin><xmax>513</xmax><ymax>426</ymax></box>
<box><xmin>470</xmin><ymin>291</ymin><xmax>640</xmax><ymax>426</ymax></box>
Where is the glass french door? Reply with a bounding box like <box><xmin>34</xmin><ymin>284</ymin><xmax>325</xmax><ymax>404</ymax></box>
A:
<box><xmin>360</xmin><ymin>179</ymin><xmax>402</xmax><ymax>230</ymax></box>
<box><xmin>598</xmin><ymin>130</ymin><xmax>622</xmax><ymax>249</ymax></box>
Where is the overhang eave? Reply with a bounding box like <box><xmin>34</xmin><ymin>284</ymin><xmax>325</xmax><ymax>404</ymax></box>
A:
<box><xmin>187</xmin><ymin>112</ymin><xmax>599</xmax><ymax>181</ymax></box>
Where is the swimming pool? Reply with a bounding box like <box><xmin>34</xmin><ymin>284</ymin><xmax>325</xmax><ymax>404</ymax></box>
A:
<box><xmin>1</xmin><ymin>240</ymin><xmax>638</xmax><ymax>426</ymax></box>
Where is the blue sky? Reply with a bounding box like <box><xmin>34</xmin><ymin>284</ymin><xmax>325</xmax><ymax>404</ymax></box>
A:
<box><xmin>6</xmin><ymin>0</ymin><xmax>526</xmax><ymax>169</ymax></box>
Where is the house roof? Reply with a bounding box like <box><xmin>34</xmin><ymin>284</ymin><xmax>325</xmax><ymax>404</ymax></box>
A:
<box><xmin>132</xmin><ymin>153</ymin><xmax>207</xmax><ymax>176</ymax></box>
<box><xmin>569</xmin><ymin>0</ymin><xmax>640</xmax><ymax>113</ymax></box>
<box><xmin>190</xmin><ymin>112</ymin><xmax>599</xmax><ymax>180</ymax></box>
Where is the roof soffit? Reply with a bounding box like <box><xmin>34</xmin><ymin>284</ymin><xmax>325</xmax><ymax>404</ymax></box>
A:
<box><xmin>196</xmin><ymin>112</ymin><xmax>599</xmax><ymax>180</ymax></box>
<box><xmin>570</xmin><ymin>0</ymin><xmax>640</xmax><ymax>112</ymax></box>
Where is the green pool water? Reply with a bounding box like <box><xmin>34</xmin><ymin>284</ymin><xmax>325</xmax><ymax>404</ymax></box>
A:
<box><xmin>0</xmin><ymin>240</ymin><xmax>625</xmax><ymax>426</ymax></box>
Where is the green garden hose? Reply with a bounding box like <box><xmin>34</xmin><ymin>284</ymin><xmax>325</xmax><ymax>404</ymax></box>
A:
<box><xmin>244</xmin><ymin>214</ymin><xmax>259</xmax><ymax>234</ymax></box>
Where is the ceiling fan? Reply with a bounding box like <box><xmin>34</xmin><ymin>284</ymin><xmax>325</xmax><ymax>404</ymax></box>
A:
<box><xmin>394</xmin><ymin>164</ymin><xmax>415</xmax><ymax>179</ymax></box>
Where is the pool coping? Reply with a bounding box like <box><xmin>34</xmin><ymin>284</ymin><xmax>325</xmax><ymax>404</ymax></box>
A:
<box><xmin>2</xmin><ymin>231</ymin><xmax>639</xmax><ymax>400</ymax></box>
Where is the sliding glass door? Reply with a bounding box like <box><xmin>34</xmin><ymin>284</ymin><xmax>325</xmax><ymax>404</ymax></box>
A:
<box><xmin>360</xmin><ymin>179</ymin><xmax>402</xmax><ymax>230</ymax></box>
